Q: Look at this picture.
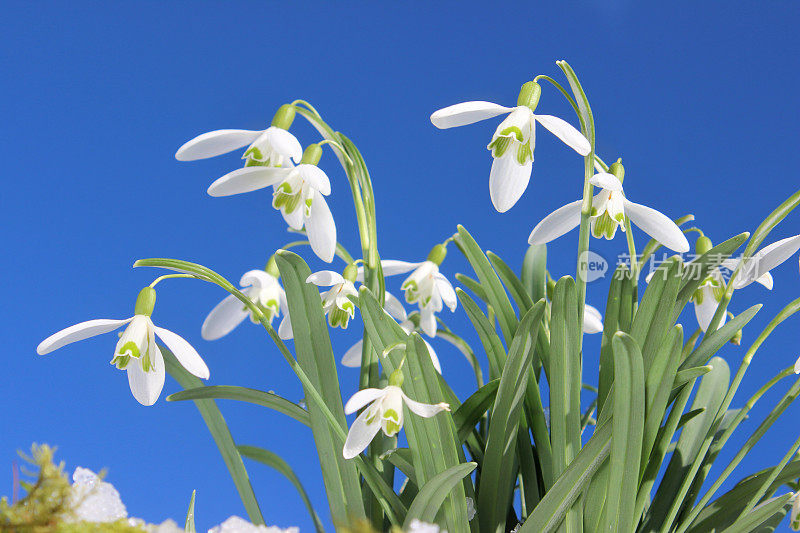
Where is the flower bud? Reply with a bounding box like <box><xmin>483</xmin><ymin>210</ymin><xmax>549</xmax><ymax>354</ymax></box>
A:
<box><xmin>427</xmin><ymin>244</ymin><xmax>447</xmax><ymax>266</ymax></box>
<box><xmin>300</xmin><ymin>143</ymin><xmax>323</xmax><ymax>166</ymax></box>
<box><xmin>730</xmin><ymin>326</ymin><xmax>742</xmax><ymax>346</ymax></box>
<box><xmin>696</xmin><ymin>236</ymin><xmax>713</xmax><ymax>256</ymax></box>
<box><xmin>609</xmin><ymin>159</ymin><xmax>624</xmax><ymax>184</ymax></box>
<box><xmin>517</xmin><ymin>81</ymin><xmax>541</xmax><ymax>111</ymax></box>
<box><xmin>134</xmin><ymin>287</ymin><xmax>156</xmax><ymax>316</ymax></box>
<box><xmin>343</xmin><ymin>263</ymin><xmax>358</xmax><ymax>283</ymax></box>
<box><xmin>266</xmin><ymin>255</ymin><xmax>280</xmax><ymax>278</ymax></box>
<box><xmin>270</xmin><ymin>104</ymin><xmax>296</xmax><ymax>130</ymax></box>
<box><xmin>388</xmin><ymin>368</ymin><xmax>404</xmax><ymax>387</ymax></box>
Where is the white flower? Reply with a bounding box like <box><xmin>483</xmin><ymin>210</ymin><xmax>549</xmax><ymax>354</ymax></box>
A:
<box><xmin>202</xmin><ymin>270</ymin><xmax>286</xmax><ymax>340</ymax></box>
<box><xmin>36</xmin><ymin>307</ymin><xmax>209</xmax><ymax>406</ymax></box>
<box><xmin>175</xmin><ymin>126</ymin><xmax>301</xmax><ymax>167</ymax></box>
<box><xmin>430</xmin><ymin>97</ymin><xmax>590</xmax><ymax>212</ymax></box>
<box><xmin>528</xmin><ymin>172</ymin><xmax>690</xmax><ymax>253</ymax></box>
<box><xmin>206</xmin><ymin>159</ymin><xmax>337</xmax><ymax>263</ymax></box>
<box><xmin>341</xmin><ymin>292</ymin><xmax>442</xmax><ymax>373</ymax></box>
<box><xmin>306</xmin><ymin>270</ymin><xmax>359</xmax><ymax>329</ymax></box>
<box><xmin>583</xmin><ymin>304</ymin><xmax>604</xmax><ymax>334</ymax></box>
<box><xmin>342</xmin><ymin>385</ymin><xmax>449</xmax><ymax>459</ymax></box>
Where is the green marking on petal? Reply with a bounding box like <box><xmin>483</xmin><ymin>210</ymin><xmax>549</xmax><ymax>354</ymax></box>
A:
<box><xmin>120</xmin><ymin>341</ymin><xmax>141</xmax><ymax>359</ymax></box>
<box><xmin>488</xmin><ymin>136</ymin><xmax>511</xmax><ymax>158</ymax></box>
<box><xmin>499</xmin><ymin>126</ymin><xmax>525</xmax><ymax>143</ymax></box>
<box><xmin>383</xmin><ymin>420</ymin><xmax>401</xmax><ymax>436</ymax></box>
<box><xmin>516</xmin><ymin>141</ymin><xmax>532</xmax><ymax>165</ymax></box>
<box><xmin>383</xmin><ymin>408</ymin><xmax>399</xmax><ymax>422</ymax></box>
<box><xmin>111</xmin><ymin>355</ymin><xmax>130</xmax><ymax>370</ymax></box>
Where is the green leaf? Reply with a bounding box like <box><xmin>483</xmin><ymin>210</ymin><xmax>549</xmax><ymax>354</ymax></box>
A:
<box><xmin>454</xmin><ymin>225</ymin><xmax>518</xmax><ymax>344</ymax></box>
<box><xmin>453</xmin><ymin>379</ymin><xmax>500</xmax><ymax>442</ymax></box>
<box><xmin>597</xmin><ymin>265</ymin><xmax>631</xmax><ymax>417</ymax></box>
<box><xmin>521</xmin><ymin>244</ymin><xmax>547</xmax><ymax>304</ymax></box>
<box><xmin>743</xmin><ymin>188</ymin><xmax>800</xmax><ymax>257</ymax></box>
<box><xmin>403</xmin><ymin>463</ymin><xmax>477</xmax><ymax>529</ymax></box>
<box><xmin>719</xmin><ymin>494</ymin><xmax>793</xmax><ymax>533</ymax></box>
<box><xmin>167</xmin><ymin>386</ymin><xmax>310</xmax><ymax>427</ymax></box>
<box><xmin>681</xmin><ymin>304</ymin><xmax>761</xmax><ymax>369</ymax></box>
<box><xmin>549</xmin><ymin>277</ymin><xmax>582</xmax><ymax>480</ymax></box>
<box><xmin>644</xmin><ymin>356</ymin><xmax>730</xmax><ymax>531</ymax></box>
<box><xmin>673</xmin><ymin>366</ymin><xmax>713</xmax><ymax>390</ymax></box>
<box><xmin>478</xmin><ymin>301</ymin><xmax>546</xmax><ymax>533</ymax></box>
<box><xmin>518</xmin><ymin>422</ymin><xmax>612</xmax><ymax>533</ymax></box>
<box><xmin>557</xmin><ymin>60</ymin><xmax>595</xmax><ymax>144</ymax></box>
<box><xmin>602</xmin><ymin>333</ymin><xmax>646</xmax><ymax>533</ymax></box>
<box><xmin>275</xmin><ymin>251</ymin><xmax>365</xmax><ymax>523</ymax></box>
<box><xmin>455</xmin><ymin>273</ymin><xmax>488</xmax><ymax>303</ymax></box>
<box><xmin>686</xmin><ymin>460</ymin><xmax>800</xmax><ymax>533</ymax></box>
<box><xmin>237</xmin><ymin>445</ymin><xmax>325</xmax><ymax>533</ymax></box>
<box><xmin>184</xmin><ymin>490</ymin><xmax>196</xmax><ymax>533</ymax></box>
<box><xmin>457</xmin><ymin>288</ymin><xmax>506</xmax><ymax>381</ymax></box>
<box><xmin>488</xmin><ymin>251</ymin><xmax>534</xmax><ymax>313</ymax></box>
<box><xmin>381</xmin><ymin>448</ymin><xmax>416</xmax><ymax>484</ymax></box>
<box><xmin>161</xmin><ymin>347</ymin><xmax>264</xmax><ymax>525</ymax></box>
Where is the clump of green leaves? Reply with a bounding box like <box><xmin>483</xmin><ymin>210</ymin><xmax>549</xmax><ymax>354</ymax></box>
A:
<box><xmin>0</xmin><ymin>444</ymin><xmax>144</xmax><ymax>533</ymax></box>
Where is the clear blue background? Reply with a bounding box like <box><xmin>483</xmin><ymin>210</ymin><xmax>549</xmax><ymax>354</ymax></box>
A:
<box><xmin>2</xmin><ymin>1</ymin><xmax>799</xmax><ymax>531</ymax></box>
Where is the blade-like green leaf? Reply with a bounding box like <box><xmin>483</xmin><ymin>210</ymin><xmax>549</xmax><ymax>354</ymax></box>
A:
<box><xmin>184</xmin><ymin>490</ymin><xmax>196</xmax><ymax>533</ymax></box>
<box><xmin>742</xmin><ymin>189</ymin><xmax>800</xmax><ymax>257</ymax></box>
<box><xmin>673</xmin><ymin>366</ymin><xmax>712</xmax><ymax>389</ymax></box>
<box><xmin>455</xmin><ymin>273</ymin><xmax>489</xmax><ymax>304</ymax></box>
<box><xmin>403</xmin><ymin>463</ymin><xmax>477</xmax><ymax>529</ymax></box>
<box><xmin>162</xmin><ymin>347</ymin><xmax>264</xmax><ymax>525</ymax></box>
<box><xmin>457</xmin><ymin>288</ymin><xmax>506</xmax><ymax>381</ymax></box>
<box><xmin>518</xmin><ymin>422</ymin><xmax>612</xmax><ymax>533</ymax></box>
<box><xmin>454</xmin><ymin>225</ymin><xmax>518</xmax><ymax>344</ymax></box>
<box><xmin>488</xmin><ymin>251</ymin><xmax>534</xmax><ymax>313</ymax></box>
<box><xmin>237</xmin><ymin>445</ymin><xmax>325</xmax><ymax>533</ymax></box>
<box><xmin>275</xmin><ymin>251</ymin><xmax>364</xmax><ymax>523</ymax></box>
<box><xmin>478</xmin><ymin>302</ymin><xmax>546</xmax><ymax>533</ymax></box>
<box><xmin>453</xmin><ymin>379</ymin><xmax>500</xmax><ymax>442</ymax></box>
<box><xmin>381</xmin><ymin>448</ymin><xmax>416</xmax><ymax>484</ymax></box>
<box><xmin>644</xmin><ymin>357</ymin><xmax>730</xmax><ymax>531</ymax></box>
<box><xmin>719</xmin><ymin>494</ymin><xmax>793</xmax><ymax>533</ymax></box>
<box><xmin>603</xmin><ymin>333</ymin><xmax>645</xmax><ymax>532</ymax></box>
<box><xmin>167</xmin><ymin>386</ymin><xmax>310</xmax><ymax>427</ymax></box>
<box><xmin>681</xmin><ymin>304</ymin><xmax>761</xmax><ymax>370</ymax></box>
<box><xmin>521</xmin><ymin>244</ymin><xmax>547</xmax><ymax>304</ymax></box>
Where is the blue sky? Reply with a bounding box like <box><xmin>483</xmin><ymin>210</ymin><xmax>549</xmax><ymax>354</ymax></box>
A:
<box><xmin>2</xmin><ymin>1</ymin><xmax>799</xmax><ymax>530</ymax></box>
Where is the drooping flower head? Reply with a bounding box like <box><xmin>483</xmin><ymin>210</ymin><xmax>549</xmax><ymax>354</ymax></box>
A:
<box><xmin>36</xmin><ymin>287</ymin><xmax>209</xmax><ymax>406</ymax></box>
<box><xmin>202</xmin><ymin>256</ymin><xmax>286</xmax><ymax>341</ymax></box>
<box><xmin>431</xmin><ymin>81</ymin><xmax>590</xmax><ymax>212</ymax></box>
<box><xmin>307</xmin><ymin>263</ymin><xmax>360</xmax><ymax>329</ymax></box>
<box><xmin>529</xmin><ymin>162</ymin><xmax>690</xmax><ymax>253</ymax></box>
<box><xmin>342</xmin><ymin>368</ymin><xmax>450</xmax><ymax>459</ymax></box>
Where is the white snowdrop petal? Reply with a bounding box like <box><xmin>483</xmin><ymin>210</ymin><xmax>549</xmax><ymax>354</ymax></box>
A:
<box><xmin>298</xmin><ymin>164</ymin><xmax>331</xmax><ymax>196</ymax></box>
<box><xmin>207</xmin><ymin>167</ymin><xmax>289</xmax><ymax>197</ymax></box>
<box><xmin>751</xmin><ymin>234</ymin><xmax>800</xmax><ymax>280</ymax></box>
<box><xmin>153</xmin><ymin>325</ymin><xmax>209</xmax><ymax>379</ymax></box>
<box><xmin>693</xmin><ymin>291</ymin><xmax>726</xmax><ymax>333</ymax></box>
<box><xmin>423</xmin><ymin>340</ymin><xmax>442</xmax><ymax>374</ymax></box>
<box><xmin>240</xmin><ymin>270</ymin><xmax>274</xmax><ymax>289</ymax></box>
<box><xmin>357</xmin><ymin>260</ymin><xmax>424</xmax><ymax>282</ymax></box>
<box><xmin>280</xmin><ymin>201</ymin><xmax>305</xmax><ymax>230</ymax></box>
<box><xmin>582</xmin><ymin>304</ymin><xmax>604</xmax><ymax>334</ymax></box>
<box><xmin>278</xmin><ymin>315</ymin><xmax>294</xmax><ymax>340</ymax></box>
<box><xmin>383</xmin><ymin>291</ymin><xmax>408</xmax><ymax>321</ymax></box>
<box><xmin>201</xmin><ymin>294</ymin><xmax>249</xmax><ymax>341</ymax></box>
<box><xmin>37</xmin><ymin>318</ymin><xmax>133</xmax><ymax>355</ymax></box>
<box><xmin>306</xmin><ymin>271</ymin><xmax>345</xmax><ymax>287</ymax></box>
<box><xmin>420</xmin><ymin>308</ymin><xmax>437</xmax><ymax>337</ymax></box>
<box><xmin>127</xmin><ymin>345</ymin><xmax>165</xmax><ymax>406</ymax></box>
<box><xmin>434</xmin><ymin>274</ymin><xmax>457</xmax><ymax>312</ymax></box>
<box><xmin>588</xmin><ymin>172</ymin><xmax>623</xmax><ymax>192</ymax></box>
<box><xmin>341</xmin><ymin>340</ymin><xmax>363</xmax><ymax>367</ymax></box>
<box><xmin>175</xmin><ymin>129</ymin><xmax>263</xmax><ymax>161</ymax></box>
<box><xmin>489</xmin><ymin>151</ymin><xmax>533</xmax><ymax>213</ymax></box>
<box><xmin>343</xmin><ymin>408</ymin><xmax>382</xmax><ymax>459</ymax></box>
<box><xmin>344</xmin><ymin>388</ymin><xmax>386</xmax><ymax>414</ymax></box>
<box><xmin>430</xmin><ymin>101</ymin><xmax>512</xmax><ymax>129</ymax></box>
<box><xmin>528</xmin><ymin>199</ymin><xmax>583</xmax><ymax>245</ymax></box>
<box><xmin>305</xmin><ymin>191</ymin><xmax>337</xmax><ymax>263</ymax></box>
<box><xmin>265</xmin><ymin>127</ymin><xmax>303</xmax><ymax>163</ymax></box>
<box><xmin>754</xmin><ymin>271</ymin><xmax>774</xmax><ymax>290</ymax></box>
<box><xmin>401</xmin><ymin>393</ymin><xmax>449</xmax><ymax>418</ymax></box>
<box><xmin>624</xmin><ymin>199</ymin><xmax>690</xmax><ymax>253</ymax></box>
<box><xmin>534</xmin><ymin>114</ymin><xmax>590</xmax><ymax>155</ymax></box>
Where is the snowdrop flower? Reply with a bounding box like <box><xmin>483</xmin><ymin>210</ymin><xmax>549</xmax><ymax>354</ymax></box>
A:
<box><xmin>583</xmin><ymin>304</ymin><xmax>604</xmax><ymax>334</ymax></box>
<box><xmin>529</xmin><ymin>163</ymin><xmax>690</xmax><ymax>253</ymax></box>
<box><xmin>363</xmin><ymin>245</ymin><xmax>457</xmax><ymax>337</ymax></box>
<box><xmin>791</xmin><ymin>491</ymin><xmax>800</xmax><ymax>531</ymax></box>
<box><xmin>341</xmin><ymin>292</ymin><xmax>442</xmax><ymax>373</ymax></box>
<box><xmin>430</xmin><ymin>81</ymin><xmax>590</xmax><ymax>212</ymax></box>
<box><xmin>202</xmin><ymin>259</ymin><xmax>286</xmax><ymax>341</ymax></box>
<box><xmin>342</xmin><ymin>370</ymin><xmax>450</xmax><ymax>459</ymax></box>
<box><xmin>175</xmin><ymin>104</ymin><xmax>302</xmax><ymax>167</ymax></box>
<box><xmin>307</xmin><ymin>264</ymin><xmax>360</xmax><ymax>329</ymax></box>
<box><xmin>206</xmin><ymin>143</ymin><xmax>337</xmax><ymax>263</ymax></box>
<box><xmin>36</xmin><ymin>288</ymin><xmax>209</xmax><ymax>406</ymax></box>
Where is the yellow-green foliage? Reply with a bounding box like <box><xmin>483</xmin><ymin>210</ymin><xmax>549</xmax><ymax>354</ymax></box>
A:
<box><xmin>0</xmin><ymin>444</ymin><xmax>146</xmax><ymax>533</ymax></box>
